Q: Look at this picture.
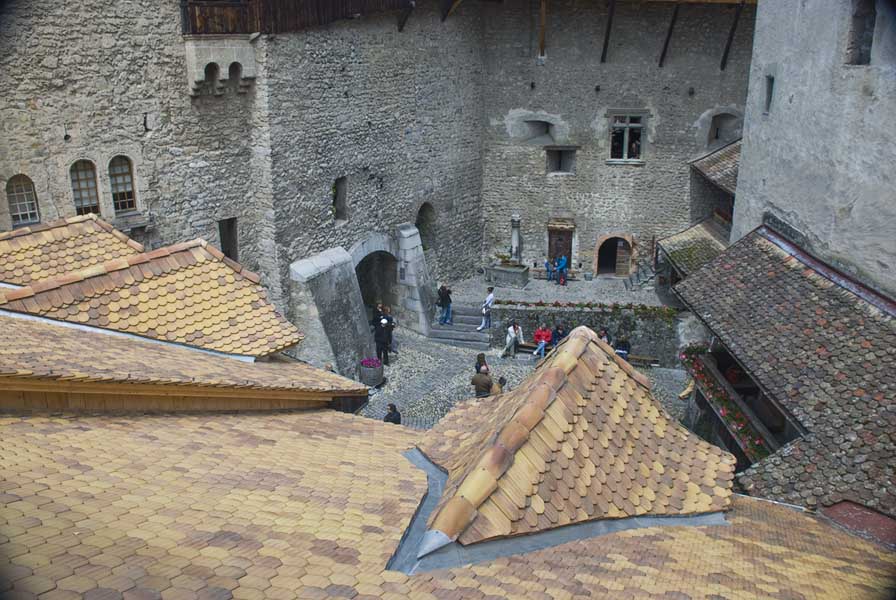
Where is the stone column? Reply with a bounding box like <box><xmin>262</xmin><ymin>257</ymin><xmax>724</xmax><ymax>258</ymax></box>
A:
<box><xmin>510</xmin><ymin>214</ymin><xmax>522</xmax><ymax>264</ymax></box>
<box><xmin>395</xmin><ymin>223</ymin><xmax>435</xmax><ymax>336</ymax></box>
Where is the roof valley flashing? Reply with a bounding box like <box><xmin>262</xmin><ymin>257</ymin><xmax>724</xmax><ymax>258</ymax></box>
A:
<box><xmin>394</xmin><ymin>327</ymin><xmax>736</xmax><ymax>570</ymax></box>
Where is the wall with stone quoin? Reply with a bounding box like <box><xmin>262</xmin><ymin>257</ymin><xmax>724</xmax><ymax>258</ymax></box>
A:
<box><xmin>490</xmin><ymin>304</ymin><xmax>680</xmax><ymax>367</ymax></box>
<box><xmin>479</xmin><ymin>0</ymin><xmax>754</xmax><ymax>272</ymax></box>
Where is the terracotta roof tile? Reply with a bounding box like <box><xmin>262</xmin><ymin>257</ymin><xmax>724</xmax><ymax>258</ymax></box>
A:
<box><xmin>657</xmin><ymin>216</ymin><xmax>730</xmax><ymax>276</ymax></box>
<box><xmin>0</xmin><ymin>214</ymin><xmax>143</xmax><ymax>286</ymax></box>
<box><xmin>691</xmin><ymin>139</ymin><xmax>741</xmax><ymax>195</ymax></box>
<box><xmin>676</xmin><ymin>227</ymin><xmax>896</xmax><ymax>517</ymax></box>
<box><xmin>417</xmin><ymin>327</ymin><xmax>736</xmax><ymax>550</ymax></box>
<box><xmin>0</xmin><ymin>239</ymin><xmax>301</xmax><ymax>357</ymax></box>
<box><xmin>0</xmin><ymin>312</ymin><xmax>364</xmax><ymax>397</ymax></box>
<box><xmin>0</xmin><ymin>411</ymin><xmax>893</xmax><ymax>599</ymax></box>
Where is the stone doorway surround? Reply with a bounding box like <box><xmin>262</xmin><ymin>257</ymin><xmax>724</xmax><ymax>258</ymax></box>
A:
<box><xmin>594</xmin><ymin>233</ymin><xmax>635</xmax><ymax>276</ymax></box>
<box><xmin>288</xmin><ymin>224</ymin><xmax>435</xmax><ymax>379</ymax></box>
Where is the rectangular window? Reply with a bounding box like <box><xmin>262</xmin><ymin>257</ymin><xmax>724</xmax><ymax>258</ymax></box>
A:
<box><xmin>109</xmin><ymin>156</ymin><xmax>137</xmax><ymax>213</ymax></box>
<box><xmin>218</xmin><ymin>217</ymin><xmax>238</xmax><ymax>261</ymax></box>
<box><xmin>608</xmin><ymin>114</ymin><xmax>644</xmax><ymax>162</ymax></box>
<box><xmin>70</xmin><ymin>160</ymin><xmax>100</xmax><ymax>215</ymax></box>
<box><xmin>846</xmin><ymin>0</ymin><xmax>876</xmax><ymax>65</ymax></box>
<box><xmin>764</xmin><ymin>76</ymin><xmax>775</xmax><ymax>113</ymax></box>
<box><xmin>545</xmin><ymin>148</ymin><xmax>576</xmax><ymax>174</ymax></box>
<box><xmin>333</xmin><ymin>176</ymin><xmax>348</xmax><ymax>221</ymax></box>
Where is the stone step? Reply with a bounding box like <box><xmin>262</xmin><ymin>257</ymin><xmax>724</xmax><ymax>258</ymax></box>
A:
<box><xmin>432</xmin><ymin>339</ymin><xmax>491</xmax><ymax>351</ymax></box>
<box><xmin>448</xmin><ymin>304</ymin><xmax>487</xmax><ymax>317</ymax></box>
<box><xmin>428</xmin><ymin>328</ymin><xmax>491</xmax><ymax>343</ymax></box>
<box><xmin>433</xmin><ymin>313</ymin><xmax>482</xmax><ymax>326</ymax></box>
<box><xmin>430</xmin><ymin>323</ymin><xmax>483</xmax><ymax>335</ymax></box>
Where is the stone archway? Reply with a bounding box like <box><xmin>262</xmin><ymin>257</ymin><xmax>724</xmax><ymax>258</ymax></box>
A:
<box><xmin>354</xmin><ymin>250</ymin><xmax>399</xmax><ymax>321</ymax></box>
<box><xmin>593</xmin><ymin>233</ymin><xmax>634</xmax><ymax>276</ymax></box>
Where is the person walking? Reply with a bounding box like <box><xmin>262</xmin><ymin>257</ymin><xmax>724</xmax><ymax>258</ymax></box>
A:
<box><xmin>471</xmin><ymin>365</ymin><xmax>494</xmax><ymax>398</ymax></box>
<box><xmin>533</xmin><ymin>323</ymin><xmax>552</xmax><ymax>358</ymax></box>
<box><xmin>501</xmin><ymin>321</ymin><xmax>524</xmax><ymax>358</ymax></box>
<box><xmin>476</xmin><ymin>287</ymin><xmax>495</xmax><ymax>331</ymax></box>
<box><xmin>383</xmin><ymin>403</ymin><xmax>402</xmax><ymax>425</ymax></box>
<box><xmin>437</xmin><ymin>284</ymin><xmax>453</xmax><ymax>325</ymax></box>
<box><xmin>374</xmin><ymin>308</ymin><xmax>395</xmax><ymax>366</ymax></box>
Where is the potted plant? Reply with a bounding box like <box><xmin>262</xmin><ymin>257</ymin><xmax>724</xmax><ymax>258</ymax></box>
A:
<box><xmin>359</xmin><ymin>357</ymin><xmax>384</xmax><ymax>387</ymax></box>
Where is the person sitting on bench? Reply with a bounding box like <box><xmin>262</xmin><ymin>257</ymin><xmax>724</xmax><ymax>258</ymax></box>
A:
<box><xmin>532</xmin><ymin>323</ymin><xmax>552</xmax><ymax>358</ymax></box>
<box><xmin>501</xmin><ymin>321</ymin><xmax>525</xmax><ymax>358</ymax></box>
<box><xmin>614</xmin><ymin>338</ymin><xmax>631</xmax><ymax>362</ymax></box>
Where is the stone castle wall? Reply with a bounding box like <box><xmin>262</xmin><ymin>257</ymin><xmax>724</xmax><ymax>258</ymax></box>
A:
<box><xmin>479</xmin><ymin>0</ymin><xmax>754</xmax><ymax>272</ymax></box>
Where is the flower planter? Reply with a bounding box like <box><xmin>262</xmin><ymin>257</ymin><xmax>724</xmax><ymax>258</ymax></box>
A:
<box><xmin>359</xmin><ymin>364</ymin><xmax>384</xmax><ymax>387</ymax></box>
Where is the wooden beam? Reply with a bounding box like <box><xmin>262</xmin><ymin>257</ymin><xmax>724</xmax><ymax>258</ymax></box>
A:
<box><xmin>658</xmin><ymin>2</ymin><xmax>680</xmax><ymax>68</ymax></box>
<box><xmin>720</xmin><ymin>0</ymin><xmax>746</xmax><ymax>71</ymax></box>
<box><xmin>440</xmin><ymin>0</ymin><xmax>461</xmax><ymax>21</ymax></box>
<box><xmin>398</xmin><ymin>3</ymin><xmax>414</xmax><ymax>32</ymax></box>
<box><xmin>539</xmin><ymin>0</ymin><xmax>548</xmax><ymax>56</ymax></box>
<box><xmin>601</xmin><ymin>0</ymin><xmax>617</xmax><ymax>63</ymax></box>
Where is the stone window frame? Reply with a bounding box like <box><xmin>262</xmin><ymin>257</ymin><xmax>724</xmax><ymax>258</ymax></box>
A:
<box><xmin>5</xmin><ymin>174</ymin><xmax>41</xmax><ymax>227</ymax></box>
<box><xmin>606</xmin><ymin>109</ymin><xmax>650</xmax><ymax>165</ymax></box>
<box><xmin>69</xmin><ymin>160</ymin><xmax>101</xmax><ymax>216</ymax></box>
<box><xmin>545</xmin><ymin>146</ymin><xmax>578</xmax><ymax>175</ymax></box>
<box><xmin>108</xmin><ymin>155</ymin><xmax>137</xmax><ymax>214</ymax></box>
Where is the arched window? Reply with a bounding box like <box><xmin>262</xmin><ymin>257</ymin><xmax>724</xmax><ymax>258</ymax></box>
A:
<box><xmin>70</xmin><ymin>160</ymin><xmax>100</xmax><ymax>215</ymax></box>
<box><xmin>6</xmin><ymin>175</ymin><xmax>40</xmax><ymax>226</ymax></box>
<box><xmin>109</xmin><ymin>156</ymin><xmax>136</xmax><ymax>213</ymax></box>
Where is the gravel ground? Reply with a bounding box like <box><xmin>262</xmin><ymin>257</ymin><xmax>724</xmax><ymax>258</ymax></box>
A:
<box><xmin>359</xmin><ymin>329</ymin><xmax>690</xmax><ymax>430</ymax></box>
<box><xmin>445</xmin><ymin>275</ymin><xmax>666</xmax><ymax>307</ymax></box>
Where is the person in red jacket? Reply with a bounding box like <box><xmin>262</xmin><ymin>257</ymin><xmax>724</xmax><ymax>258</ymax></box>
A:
<box><xmin>532</xmin><ymin>323</ymin><xmax>552</xmax><ymax>358</ymax></box>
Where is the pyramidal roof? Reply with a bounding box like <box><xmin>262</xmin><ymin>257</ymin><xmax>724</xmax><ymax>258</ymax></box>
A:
<box><xmin>416</xmin><ymin>327</ymin><xmax>736</xmax><ymax>556</ymax></box>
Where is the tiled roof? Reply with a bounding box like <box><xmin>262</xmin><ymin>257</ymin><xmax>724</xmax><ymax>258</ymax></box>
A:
<box><xmin>691</xmin><ymin>139</ymin><xmax>741</xmax><ymax>195</ymax></box>
<box><xmin>0</xmin><ymin>239</ymin><xmax>301</xmax><ymax>357</ymax></box>
<box><xmin>676</xmin><ymin>227</ymin><xmax>896</xmax><ymax>516</ymax></box>
<box><xmin>0</xmin><ymin>214</ymin><xmax>143</xmax><ymax>286</ymax></box>
<box><xmin>0</xmin><ymin>312</ymin><xmax>365</xmax><ymax>398</ymax></box>
<box><xmin>0</xmin><ymin>411</ymin><xmax>894</xmax><ymax>599</ymax></box>
<box><xmin>657</xmin><ymin>216</ymin><xmax>730</xmax><ymax>276</ymax></box>
<box><xmin>417</xmin><ymin>327</ymin><xmax>735</xmax><ymax>550</ymax></box>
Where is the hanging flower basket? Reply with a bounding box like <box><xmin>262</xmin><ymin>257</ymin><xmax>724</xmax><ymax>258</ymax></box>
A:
<box><xmin>359</xmin><ymin>357</ymin><xmax>384</xmax><ymax>387</ymax></box>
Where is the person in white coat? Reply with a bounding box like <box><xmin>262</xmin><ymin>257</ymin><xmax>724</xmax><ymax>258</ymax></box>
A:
<box><xmin>501</xmin><ymin>321</ymin><xmax>525</xmax><ymax>357</ymax></box>
<box><xmin>476</xmin><ymin>287</ymin><xmax>495</xmax><ymax>331</ymax></box>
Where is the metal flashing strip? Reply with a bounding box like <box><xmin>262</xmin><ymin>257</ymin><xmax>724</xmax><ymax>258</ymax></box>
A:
<box><xmin>388</xmin><ymin>448</ymin><xmax>729</xmax><ymax>575</ymax></box>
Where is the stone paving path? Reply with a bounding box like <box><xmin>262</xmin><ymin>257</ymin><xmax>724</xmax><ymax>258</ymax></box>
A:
<box><xmin>445</xmin><ymin>275</ymin><xmax>668</xmax><ymax>308</ymax></box>
<box><xmin>359</xmin><ymin>329</ymin><xmax>689</xmax><ymax>430</ymax></box>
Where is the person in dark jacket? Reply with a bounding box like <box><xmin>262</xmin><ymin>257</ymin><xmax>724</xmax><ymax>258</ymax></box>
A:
<box><xmin>383</xmin><ymin>403</ymin><xmax>401</xmax><ymax>425</ymax></box>
<box><xmin>475</xmin><ymin>352</ymin><xmax>489</xmax><ymax>375</ymax></box>
<box><xmin>552</xmin><ymin>323</ymin><xmax>568</xmax><ymax>346</ymax></box>
<box><xmin>614</xmin><ymin>339</ymin><xmax>631</xmax><ymax>361</ymax></box>
<box><xmin>471</xmin><ymin>365</ymin><xmax>494</xmax><ymax>398</ymax></box>
<box><xmin>437</xmin><ymin>285</ymin><xmax>453</xmax><ymax>325</ymax></box>
<box><xmin>374</xmin><ymin>307</ymin><xmax>395</xmax><ymax>366</ymax></box>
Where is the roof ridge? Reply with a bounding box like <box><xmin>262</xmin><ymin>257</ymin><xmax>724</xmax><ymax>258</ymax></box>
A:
<box><xmin>688</xmin><ymin>137</ymin><xmax>742</xmax><ymax>164</ymax></box>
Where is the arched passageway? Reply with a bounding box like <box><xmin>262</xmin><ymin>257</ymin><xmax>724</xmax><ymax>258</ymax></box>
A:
<box><xmin>597</xmin><ymin>237</ymin><xmax>632</xmax><ymax>276</ymax></box>
<box><xmin>355</xmin><ymin>251</ymin><xmax>399</xmax><ymax>319</ymax></box>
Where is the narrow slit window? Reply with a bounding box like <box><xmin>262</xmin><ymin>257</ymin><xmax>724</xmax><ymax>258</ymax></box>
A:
<box><xmin>70</xmin><ymin>160</ymin><xmax>100</xmax><ymax>215</ymax></box>
<box><xmin>846</xmin><ymin>0</ymin><xmax>876</xmax><ymax>65</ymax></box>
<box><xmin>6</xmin><ymin>175</ymin><xmax>40</xmax><ymax>226</ymax></box>
<box><xmin>764</xmin><ymin>76</ymin><xmax>775</xmax><ymax>113</ymax></box>
<box><xmin>333</xmin><ymin>176</ymin><xmax>348</xmax><ymax>221</ymax></box>
<box><xmin>218</xmin><ymin>217</ymin><xmax>238</xmax><ymax>261</ymax></box>
<box><xmin>109</xmin><ymin>156</ymin><xmax>137</xmax><ymax>213</ymax></box>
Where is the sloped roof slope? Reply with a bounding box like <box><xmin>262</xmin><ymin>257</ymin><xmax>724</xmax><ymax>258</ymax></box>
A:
<box><xmin>0</xmin><ymin>239</ymin><xmax>301</xmax><ymax>357</ymax></box>
<box><xmin>691</xmin><ymin>139</ymin><xmax>741</xmax><ymax>195</ymax></box>
<box><xmin>0</xmin><ymin>214</ymin><xmax>143</xmax><ymax>286</ymax></box>
<box><xmin>417</xmin><ymin>327</ymin><xmax>735</xmax><ymax>552</ymax></box>
<box><xmin>676</xmin><ymin>227</ymin><xmax>896</xmax><ymax>516</ymax></box>
<box><xmin>658</xmin><ymin>216</ymin><xmax>730</xmax><ymax>276</ymax></box>
<box><xmin>0</xmin><ymin>312</ymin><xmax>363</xmax><ymax>398</ymax></box>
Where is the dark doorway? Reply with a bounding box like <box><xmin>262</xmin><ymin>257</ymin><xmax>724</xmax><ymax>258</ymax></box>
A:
<box><xmin>548</xmin><ymin>229</ymin><xmax>573</xmax><ymax>261</ymax></box>
<box><xmin>355</xmin><ymin>251</ymin><xmax>398</xmax><ymax>320</ymax></box>
<box><xmin>218</xmin><ymin>217</ymin><xmax>238</xmax><ymax>261</ymax></box>
<box><xmin>597</xmin><ymin>237</ymin><xmax>631</xmax><ymax>276</ymax></box>
<box><xmin>415</xmin><ymin>203</ymin><xmax>436</xmax><ymax>250</ymax></box>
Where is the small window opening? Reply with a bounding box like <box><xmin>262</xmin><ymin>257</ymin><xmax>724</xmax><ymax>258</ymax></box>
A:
<box><xmin>109</xmin><ymin>156</ymin><xmax>137</xmax><ymax>213</ymax></box>
<box><xmin>70</xmin><ymin>160</ymin><xmax>100</xmax><ymax>215</ymax></box>
<box><xmin>204</xmin><ymin>62</ymin><xmax>221</xmax><ymax>95</ymax></box>
<box><xmin>332</xmin><ymin>177</ymin><xmax>348</xmax><ymax>221</ymax></box>
<box><xmin>609</xmin><ymin>115</ymin><xmax>644</xmax><ymax>161</ymax></box>
<box><xmin>228</xmin><ymin>62</ymin><xmax>242</xmax><ymax>92</ymax></box>
<box><xmin>707</xmin><ymin>113</ymin><xmax>742</xmax><ymax>147</ymax></box>
<box><xmin>218</xmin><ymin>217</ymin><xmax>238</xmax><ymax>261</ymax></box>
<box><xmin>546</xmin><ymin>148</ymin><xmax>576</xmax><ymax>174</ymax></box>
<box><xmin>6</xmin><ymin>175</ymin><xmax>40</xmax><ymax>227</ymax></box>
<box><xmin>415</xmin><ymin>202</ymin><xmax>437</xmax><ymax>251</ymax></box>
<box><xmin>846</xmin><ymin>0</ymin><xmax>876</xmax><ymax>65</ymax></box>
<box><xmin>524</xmin><ymin>120</ymin><xmax>556</xmax><ymax>144</ymax></box>
<box><xmin>764</xmin><ymin>76</ymin><xmax>775</xmax><ymax>113</ymax></box>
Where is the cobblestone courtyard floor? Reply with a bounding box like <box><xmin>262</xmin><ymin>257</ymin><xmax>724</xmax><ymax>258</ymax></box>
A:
<box><xmin>360</xmin><ymin>329</ymin><xmax>689</xmax><ymax>429</ymax></box>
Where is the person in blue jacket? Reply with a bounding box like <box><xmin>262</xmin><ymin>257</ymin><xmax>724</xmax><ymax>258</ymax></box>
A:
<box><xmin>556</xmin><ymin>255</ymin><xmax>568</xmax><ymax>285</ymax></box>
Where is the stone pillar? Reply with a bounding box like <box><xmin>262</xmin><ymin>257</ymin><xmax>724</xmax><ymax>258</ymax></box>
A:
<box><xmin>288</xmin><ymin>248</ymin><xmax>373</xmax><ymax>380</ymax></box>
<box><xmin>395</xmin><ymin>223</ymin><xmax>435</xmax><ymax>336</ymax></box>
<box><xmin>510</xmin><ymin>214</ymin><xmax>522</xmax><ymax>264</ymax></box>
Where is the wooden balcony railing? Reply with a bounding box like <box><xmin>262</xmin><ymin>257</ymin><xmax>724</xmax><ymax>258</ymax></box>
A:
<box><xmin>182</xmin><ymin>0</ymin><xmax>412</xmax><ymax>35</ymax></box>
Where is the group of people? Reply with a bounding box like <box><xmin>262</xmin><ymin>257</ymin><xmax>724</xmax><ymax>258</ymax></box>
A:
<box><xmin>502</xmin><ymin>321</ymin><xmax>569</xmax><ymax>358</ymax></box>
<box><xmin>544</xmin><ymin>255</ymin><xmax>569</xmax><ymax>286</ymax></box>
<box><xmin>471</xmin><ymin>353</ymin><xmax>507</xmax><ymax>398</ymax></box>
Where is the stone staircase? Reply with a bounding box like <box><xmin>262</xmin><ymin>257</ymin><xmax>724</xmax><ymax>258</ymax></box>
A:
<box><xmin>427</xmin><ymin>304</ymin><xmax>491</xmax><ymax>351</ymax></box>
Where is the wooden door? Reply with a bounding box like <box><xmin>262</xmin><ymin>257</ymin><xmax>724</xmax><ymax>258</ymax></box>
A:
<box><xmin>548</xmin><ymin>230</ymin><xmax>573</xmax><ymax>261</ymax></box>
